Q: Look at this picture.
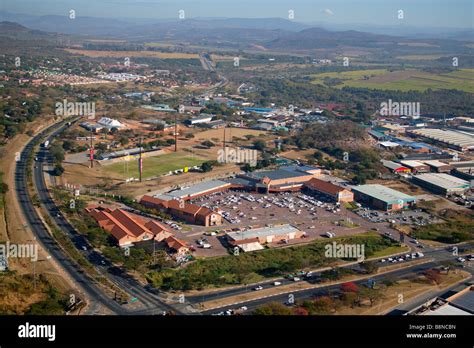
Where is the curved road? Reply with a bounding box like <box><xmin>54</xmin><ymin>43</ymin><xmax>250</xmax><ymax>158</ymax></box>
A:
<box><xmin>16</xmin><ymin>119</ymin><xmax>182</xmax><ymax>315</ymax></box>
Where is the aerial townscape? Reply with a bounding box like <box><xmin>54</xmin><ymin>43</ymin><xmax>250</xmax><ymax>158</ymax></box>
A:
<box><xmin>0</xmin><ymin>0</ymin><xmax>473</xmax><ymax>346</ymax></box>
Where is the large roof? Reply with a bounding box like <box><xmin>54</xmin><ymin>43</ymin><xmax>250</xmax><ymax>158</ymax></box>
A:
<box><xmin>352</xmin><ymin>184</ymin><xmax>416</xmax><ymax>204</ymax></box>
<box><xmin>227</xmin><ymin>224</ymin><xmax>300</xmax><ymax>241</ymax></box>
<box><xmin>413</xmin><ymin>173</ymin><xmax>470</xmax><ymax>190</ymax></box>
<box><xmin>248</xmin><ymin>165</ymin><xmax>317</xmax><ymax>181</ymax></box>
<box><xmin>410</xmin><ymin>128</ymin><xmax>474</xmax><ymax>150</ymax></box>
<box><xmin>305</xmin><ymin>178</ymin><xmax>347</xmax><ymax>195</ymax></box>
<box><xmin>163</xmin><ymin>180</ymin><xmax>231</xmax><ymax>200</ymax></box>
<box><xmin>420</xmin><ymin>303</ymin><xmax>471</xmax><ymax>316</ymax></box>
<box><xmin>450</xmin><ymin>288</ymin><xmax>474</xmax><ymax>313</ymax></box>
<box><xmin>381</xmin><ymin>160</ymin><xmax>408</xmax><ymax>171</ymax></box>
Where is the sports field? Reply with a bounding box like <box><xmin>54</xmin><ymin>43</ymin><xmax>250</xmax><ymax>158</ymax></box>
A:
<box><xmin>103</xmin><ymin>152</ymin><xmax>206</xmax><ymax>179</ymax></box>
<box><xmin>310</xmin><ymin>68</ymin><xmax>474</xmax><ymax>93</ymax></box>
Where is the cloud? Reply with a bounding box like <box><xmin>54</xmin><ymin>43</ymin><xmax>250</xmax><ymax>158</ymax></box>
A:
<box><xmin>324</xmin><ymin>8</ymin><xmax>334</xmax><ymax>16</ymax></box>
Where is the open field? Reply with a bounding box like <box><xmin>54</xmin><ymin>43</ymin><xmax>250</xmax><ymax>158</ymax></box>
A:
<box><xmin>103</xmin><ymin>152</ymin><xmax>207</xmax><ymax>179</ymax></box>
<box><xmin>310</xmin><ymin>68</ymin><xmax>474</xmax><ymax>93</ymax></box>
<box><xmin>193</xmin><ymin>128</ymin><xmax>268</xmax><ymax>142</ymax></box>
<box><xmin>63</xmin><ymin>48</ymin><xmax>199</xmax><ymax>59</ymax></box>
<box><xmin>396</xmin><ymin>54</ymin><xmax>445</xmax><ymax>61</ymax></box>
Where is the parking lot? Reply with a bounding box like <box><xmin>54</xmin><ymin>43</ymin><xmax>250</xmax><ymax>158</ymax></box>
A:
<box><xmin>354</xmin><ymin>207</ymin><xmax>436</xmax><ymax>226</ymax></box>
<box><xmin>185</xmin><ymin>190</ymin><xmax>399</xmax><ymax>255</ymax></box>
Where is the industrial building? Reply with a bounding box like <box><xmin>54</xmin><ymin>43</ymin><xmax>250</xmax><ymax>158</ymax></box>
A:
<box><xmin>411</xmin><ymin>173</ymin><xmax>470</xmax><ymax>195</ymax></box>
<box><xmin>450</xmin><ymin>161</ymin><xmax>474</xmax><ymax>181</ymax></box>
<box><xmin>422</xmin><ymin>160</ymin><xmax>453</xmax><ymax>173</ymax></box>
<box><xmin>381</xmin><ymin>160</ymin><xmax>411</xmax><ymax>174</ymax></box>
<box><xmin>226</xmin><ymin>224</ymin><xmax>305</xmax><ymax>252</ymax></box>
<box><xmin>407</xmin><ymin>285</ymin><xmax>474</xmax><ymax>316</ymax></box>
<box><xmin>409</xmin><ymin>128</ymin><xmax>474</xmax><ymax>152</ymax></box>
<box><xmin>187</xmin><ymin>114</ymin><xmax>214</xmax><ymax>125</ymax></box>
<box><xmin>97</xmin><ymin>117</ymin><xmax>125</xmax><ymax>130</ymax></box>
<box><xmin>304</xmin><ymin>178</ymin><xmax>354</xmax><ymax>203</ymax></box>
<box><xmin>399</xmin><ymin>160</ymin><xmax>430</xmax><ymax>173</ymax></box>
<box><xmin>351</xmin><ymin>184</ymin><xmax>416</xmax><ymax>211</ymax></box>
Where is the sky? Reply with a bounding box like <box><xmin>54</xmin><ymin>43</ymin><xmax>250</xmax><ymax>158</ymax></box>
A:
<box><xmin>1</xmin><ymin>0</ymin><xmax>473</xmax><ymax>29</ymax></box>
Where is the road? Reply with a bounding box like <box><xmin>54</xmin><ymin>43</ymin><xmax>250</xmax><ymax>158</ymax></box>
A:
<box><xmin>195</xmin><ymin>245</ymin><xmax>473</xmax><ymax>314</ymax></box>
<box><xmin>16</xmin><ymin>119</ymin><xmax>184</xmax><ymax>315</ymax></box>
<box><xmin>200</xmin><ymin>53</ymin><xmax>229</xmax><ymax>94</ymax></box>
<box><xmin>15</xmin><ymin>119</ymin><xmax>126</xmax><ymax>314</ymax></box>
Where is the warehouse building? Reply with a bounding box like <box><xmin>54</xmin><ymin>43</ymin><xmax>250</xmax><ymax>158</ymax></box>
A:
<box><xmin>450</xmin><ymin>161</ymin><xmax>474</xmax><ymax>181</ymax></box>
<box><xmin>226</xmin><ymin>224</ymin><xmax>305</xmax><ymax>252</ymax></box>
<box><xmin>409</xmin><ymin>128</ymin><xmax>474</xmax><ymax>152</ymax></box>
<box><xmin>304</xmin><ymin>178</ymin><xmax>354</xmax><ymax>203</ymax></box>
<box><xmin>381</xmin><ymin>160</ymin><xmax>411</xmax><ymax>174</ymax></box>
<box><xmin>187</xmin><ymin>114</ymin><xmax>214</xmax><ymax>125</ymax></box>
<box><xmin>400</xmin><ymin>160</ymin><xmax>430</xmax><ymax>173</ymax></box>
<box><xmin>422</xmin><ymin>160</ymin><xmax>453</xmax><ymax>173</ymax></box>
<box><xmin>351</xmin><ymin>184</ymin><xmax>416</xmax><ymax>211</ymax></box>
<box><xmin>411</xmin><ymin>173</ymin><xmax>470</xmax><ymax>196</ymax></box>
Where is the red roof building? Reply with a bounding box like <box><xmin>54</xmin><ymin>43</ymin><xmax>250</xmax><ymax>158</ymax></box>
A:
<box><xmin>304</xmin><ymin>178</ymin><xmax>354</xmax><ymax>203</ymax></box>
<box><xmin>87</xmin><ymin>207</ymin><xmax>171</xmax><ymax>247</ymax></box>
<box><xmin>140</xmin><ymin>195</ymin><xmax>222</xmax><ymax>226</ymax></box>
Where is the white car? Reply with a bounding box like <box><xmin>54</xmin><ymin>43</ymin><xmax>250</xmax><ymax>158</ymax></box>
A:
<box><xmin>380</xmin><ymin>259</ymin><xmax>386</xmax><ymax>263</ymax></box>
<box><xmin>273</xmin><ymin>281</ymin><xmax>282</xmax><ymax>286</ymax></box>
<box><xmin>253</xmin><ymin>286</ymin><xmax>263</xmax><ymax>291</ymax></box>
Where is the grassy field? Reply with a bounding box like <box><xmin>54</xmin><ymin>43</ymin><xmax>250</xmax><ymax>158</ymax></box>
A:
<box><xmin>310</xmin><ymin>68</ymin><xmax>474</xmax><ymax>93</ymax></box>
<box><xmin>148</xmin><ymin>232</ymin><xmax>400</xmax><ymax>290</ymax></box>
<box><xmin>396</xmin><ymin>54</ymin><xmax>445</xmax><ymax>61</ymax></box>
<box><xmin>103</xmin><ymin>152</ymin><xmax>206</xmax><ymax>179</ymax></box>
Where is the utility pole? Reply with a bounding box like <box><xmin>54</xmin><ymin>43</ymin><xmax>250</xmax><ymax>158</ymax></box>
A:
<box><xmin>89</xmin><ymin>130</ymin><xmax>94</xmax><ymax>168</ymax></box>
<box><xmin>174</xmin><ymin>113</ymin><xmax>178</xmax><ymax>152</ymax></box>
<box><xmin>139</xmin><ymin>137</ymin><xmax>143</xmax><ymax>182</ymax></box>
<box><xmin>223</xmin><ymin>124</ymin><xmax>226</xmax><ymax>150</ymax></box>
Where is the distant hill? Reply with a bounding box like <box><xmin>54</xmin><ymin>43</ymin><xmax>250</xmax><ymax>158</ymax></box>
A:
<box><xmin>0</xmin><ymin>21</ymin><xmax>59</xmax><ymax>40</ymax></box>
<box><xmin>264</xmin><ymin>27</ymin><xmax>399</xmax><ymax>50</ymax></box>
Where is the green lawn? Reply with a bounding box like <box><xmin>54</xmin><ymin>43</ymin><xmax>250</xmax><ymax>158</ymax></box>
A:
<box><xmin>103</xmin><ymin>152</ymin><xmax>206</xmax><ymax>179</ymax></box>
<box><xmin>370</xmin><ymin>246</ymin><xmax>410</xmax><ymax>258</ymax></box>
<box><xmin>310</xmin><ymin>68</ymin><xmax>474</xmax><ymax>93</ymax></box>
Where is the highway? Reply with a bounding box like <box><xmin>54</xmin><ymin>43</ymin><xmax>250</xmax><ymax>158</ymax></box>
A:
<box><xmin>196</xmin><ymin>245</ymin><xmax>473</xmax><ymax>315</ymax></box>
<box><xmin>15</xmin><ymin>120</ymin><xmax>126</xmax><ymax>314</ymax></box>
<box><xmin>16</xmin><ymin>119</ymin><xmax>183</xmax><ymax>315</ymax></box>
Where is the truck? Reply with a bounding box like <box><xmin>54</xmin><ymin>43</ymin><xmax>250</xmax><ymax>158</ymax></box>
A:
<box><xmin>325</xmin><ymin>231</ymin><xmax>335</xmax><ymax>238</ymax></box>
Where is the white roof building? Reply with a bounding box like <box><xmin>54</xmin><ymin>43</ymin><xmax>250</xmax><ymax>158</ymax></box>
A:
<box><xmin>97</xmin><ymin>117</ymin><xmax>125</xmax><ymax>129</ymax></box>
